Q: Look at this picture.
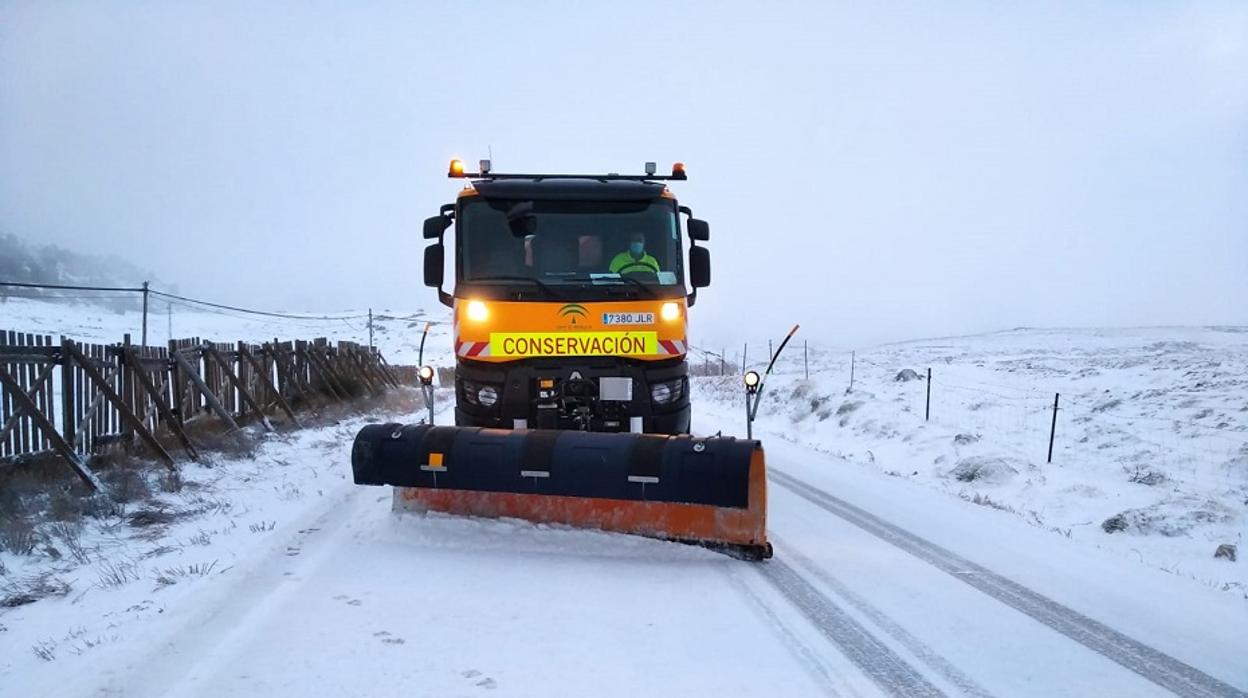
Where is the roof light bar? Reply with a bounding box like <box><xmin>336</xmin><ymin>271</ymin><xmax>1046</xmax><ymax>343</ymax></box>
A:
<box><xmin>447</xmin><ymin>159</ymin><xmax>689</xmax><ymax>181</ymax></box>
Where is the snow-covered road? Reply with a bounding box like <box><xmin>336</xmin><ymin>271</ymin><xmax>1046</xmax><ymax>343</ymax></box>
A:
<box><xmin>9</xmin><ymin>406</ymin><xmax>1247</xmax><ymax>697</ymax></box>
<box><xmin>17</xmin><ymin>417</ymin><xmax>1228</xmax><ymax>694</ymax></box>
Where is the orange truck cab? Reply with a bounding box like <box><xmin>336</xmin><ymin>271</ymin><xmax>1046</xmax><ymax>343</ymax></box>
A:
<box><xmin>422</xmin><ymin>162</ymin><xmax>712</xmax><ymax>435</ymax></box>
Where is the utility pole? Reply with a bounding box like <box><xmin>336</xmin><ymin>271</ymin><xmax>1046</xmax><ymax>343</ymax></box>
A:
<box><xmin>140</xmin><ymin>281</ymin><xmax>149</xmax><ymax>346</ymax></box>
<box><xmin>166</xmin><ymin>302</ymin><xmax>172</xmax><ymax>341</ymax></box>
<box><xmin>368</xmin><ymin>308</ymin><xmax>374</xmax><ymax>351</ymax></box>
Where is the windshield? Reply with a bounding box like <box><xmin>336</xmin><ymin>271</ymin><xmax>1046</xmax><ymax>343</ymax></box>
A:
<box><xmin>456</xmin><ymin>198</ymin><xmax>684</xmax><ymax>300</ymax></box>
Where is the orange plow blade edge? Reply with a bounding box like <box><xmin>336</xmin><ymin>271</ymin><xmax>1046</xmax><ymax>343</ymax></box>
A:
<box><xmin>352</xmin><ymin>424</ymin><xmax>771</xmax><ymax>560</ymax></box>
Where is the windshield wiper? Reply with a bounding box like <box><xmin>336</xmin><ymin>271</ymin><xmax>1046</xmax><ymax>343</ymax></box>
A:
<box><xmin>565</xmin><ymin>275</ymin><xmax>659</xmax><ymax>298</ymax></box>
<box><xmin>469</xmin><ymin>276</ymin><xmax>566</xmax><ymax>300</ymax></box>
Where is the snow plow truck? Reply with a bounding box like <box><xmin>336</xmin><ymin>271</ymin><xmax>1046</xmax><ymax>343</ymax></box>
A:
<box><xmin>350</xmin><ymin>160</ymin><xmax>771</xmax><ymax>560</ymax></box>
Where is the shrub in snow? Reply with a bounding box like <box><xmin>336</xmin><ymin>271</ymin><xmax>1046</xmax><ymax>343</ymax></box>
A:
<box><xmin>953</xmin><ymin>433</ymin><xmax>981</xmax><ymax>446</ymax></box>
<box><xmin>1100</xmin><ymin>498</ymin><xmax>1236</xmax><ymax>537</ymax></box>
<box><xmin>1102</xmin><ymin>514</ymin><xmax>1128</xmax><ymax>534</ymax></box>
<box><xmin>1127</xmin><ymin>468</ymin><xmax>1167</xmax><ymax>486</ymax></box>
<box><xmin>1214</xmin><ymin>544</ymin><xmax>1237</xmax><ymax>562</ymax></box>
<box><xmin>895</xmin><ymin>368</ymin><xmax>922</xmax><ymax>382</ymax></box>
<box><xmin>947</xmin><ymin>456</ymin><xmax>1021</xmax><ymax>484</ymax></box>
<box><xmin>1</xmin><ymin>572</ymin><xmax>72</xmax><ymax>607</ymax></box>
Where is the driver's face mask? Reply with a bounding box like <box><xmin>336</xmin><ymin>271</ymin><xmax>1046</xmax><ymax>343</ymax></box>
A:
<box><xmin>629</xmin><ymin>241</ymin><xmax>645</xmax><ymax>256</ymax></box>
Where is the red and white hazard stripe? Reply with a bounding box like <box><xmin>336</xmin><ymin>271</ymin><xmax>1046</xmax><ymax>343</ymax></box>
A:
<box><xmin>657</xmin><ymin>339</ymin><xmax>687</xmax><ymax>356</ymax></box>
<box><xmin>455</xmin><ymin>340</ymin><xmax>491</xmax><ymax>358</ymax></box>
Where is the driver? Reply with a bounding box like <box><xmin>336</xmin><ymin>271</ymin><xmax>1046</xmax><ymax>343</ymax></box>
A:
<box><xmin>608</xmin><ymin>232</ymin><xmax>660</xmax><ymax>274</ymax></box>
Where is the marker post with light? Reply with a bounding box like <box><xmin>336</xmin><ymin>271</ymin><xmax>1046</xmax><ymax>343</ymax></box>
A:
<box><xmin>742</xmin><ymin>324</ymin><xmax>800</xmax><ymax>439</ymax></box>
<box><xmin>743</xmin><ymin>370</ymin><xmax>761</xmax><ymax>439</ymax></box>
<box><xmin>418</xmin><ymin>365</ymin><xmax>435</xmax><ymax>424</ymax></box>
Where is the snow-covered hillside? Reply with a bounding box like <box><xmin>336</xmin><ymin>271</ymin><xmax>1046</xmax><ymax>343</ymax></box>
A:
<box><xmin>0</xmin><ymin>296</ymin><xmax>453</xmax><ymax>366</ymax></box>
<box><xmin>694</xmin><ymin>327</ymin><xmax>1248</xmax><ymax>596</ymax></box>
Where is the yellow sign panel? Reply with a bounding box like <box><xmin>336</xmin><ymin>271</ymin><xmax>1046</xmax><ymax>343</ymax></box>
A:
<box><xmin>491</xmin><ymin>332</ymin><xmax>658</xmax><ymax>358</ymax></box>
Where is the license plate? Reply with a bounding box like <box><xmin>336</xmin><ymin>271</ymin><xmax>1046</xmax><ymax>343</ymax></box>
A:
<box><xmin>602</xmin><ymin>312</ymin><xmax>655</xmax><ymax>325</ymax></box>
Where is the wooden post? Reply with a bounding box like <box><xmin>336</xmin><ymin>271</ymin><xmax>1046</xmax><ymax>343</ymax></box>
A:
<box><xmin>1047</xmin><ymin>393</ymin><xmax>1060</xmax><ymax>464</ymax></box>
<box><xmin>266</xmin><ymin>342</ymin><xmax>321</xmax><ymax>412</ymax></box>
<box><xmin>0</xmin><ymin>366</ymin><xmax>104</xmax><ymax>491</ymax></box>
<box><xmin>302</xmin><ymin>346</ymin><xmax>349</xmax><ymax>401</ymax></box>
<box><xmin>368</xmin><ymin>308</ymin><xmax>374</xmax><ymax>350</ymax></box>
<box><xmin>925</xmin><ymin>367</ymin><xmax>931</xmax><ymax>422</ymax></box>
<box><xmin>0</xmin><ymin>363</ymin><xmax>56</xmax><ymax>446</ymax></box>
<box><xmin>120</xmin><ymin>347</ymin><xmax>200</xmax><ymax>459</ymax></box>
<box><xmin>61</xmin><ymin>335</ymin><xmax>75</xmax><ymax>450</ymax></box>
<box><xmin>238</xmin><ymin>344</ymin><xmax>301</xmax><ymax>428</ymax></box>
<box><xmin>203</xmin><ymin>344</ymin><xmax>273</xmax><ymax>432</ymax></box>
<box><xmin>171</xmin><ymin>348</ymin><xmax>242</xmax><ymax>433</ymax></box>
<box><xmin>742</xmin><ymin>343</ymin><xmax>748</xmax><ymax>372</ymax></box>
<box><xmin>375</xmin><ymin>353</ymin><xmax>402</xmax><ymax>388</ymax></box>
<box><xmin>61</xmin><ymin>341</ymin><xmax>177</xmax><ymax>469</ymax></box>
<box><xmin>65</xmin><ymin>342</ymin><xmax>122</xmax><ymax>451</ymax></box>
<box><xmin>342</xmin><ymin>346</ymin><xmax>381</xmax><ymax>394</ymax></box>
<box><xmin>720</xmin><ymin>347</ymin><xmax>725</xmax><ymax>376</ymax></box>
<box><xmin>803</xmin><ymin>340</ymin><xmax>809</xmax><ymax>380</ymax></box>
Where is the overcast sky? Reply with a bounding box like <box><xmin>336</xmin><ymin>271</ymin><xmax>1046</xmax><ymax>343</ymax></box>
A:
<box><xmin>2</xmin><ymin>1</ymin><xmax>1245</xmax><ymax>348</ymax></box>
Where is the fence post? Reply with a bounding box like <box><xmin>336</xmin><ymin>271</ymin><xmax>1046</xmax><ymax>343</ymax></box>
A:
<box><xmin>1047</xmin><ymin>392</ymin><xmax>1060</xmax><ymax>463</ymax></box>
<box><xmin>141</xmin><ymin>281</ymin><xmax>150</xmax><ymax>346</ymax></box>
<box><xmin>849</xmin><ymin>350</ymin><xmax>855</xmax><ymax>392</ymax></box>
<box><xmin>720</xmin><ymin>348</ymin><xmax>725</xmax><ymax>376</ymax></box>
<box><xmin>768</xmin><ymin>339</ymin><xmax>773</xmax><ymax>363</ymax></box>
<box><xmin>925</xmin><ymin>367</ymin><xmax>931</xmax><ymax>422</ymax></box>
<box><xmin>742</xmin><ymin>343</ymin><xmax>748</xmax><ymax>372</ymax></box>
<box><xmin>803</xmin><ymin>340</ymin><xmax>809</xmax><ymax>380</ymax></box>
<box><xmin>368</xmin><ymin>308</ymin><xmax>374</xmax><ymax>350</ymax></box>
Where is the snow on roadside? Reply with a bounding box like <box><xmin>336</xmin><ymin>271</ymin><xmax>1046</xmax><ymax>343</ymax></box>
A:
<box><xmin>0</xmin><ymin>399</ymin><xmax>432</xmax><ymax>687</ymax></box>
<box><xmin>693</xmin><ymin>326</ymin><xmax>1248</xmax><ymax>597</ymax></box>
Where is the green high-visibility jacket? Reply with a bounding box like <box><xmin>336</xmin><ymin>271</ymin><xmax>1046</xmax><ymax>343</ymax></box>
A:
<box><xmin>609</xmin><ymin>251</ymin><xmax>660</xmax><ymax>274</ymax></box>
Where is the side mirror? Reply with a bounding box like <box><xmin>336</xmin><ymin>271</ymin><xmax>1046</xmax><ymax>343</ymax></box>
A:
<box><xmin>423</xmin><ymin>243</ymin><xmax>444</xmax><ymax>288</ymax></box>
<box><xmin>687</xmin><ymin>218</ymin><xmax>710</xmax><ymax>242</ymax></box>
<box><xmin>424</xmin><ymin>215</ymin><xmax>451</xmax><ymax>240</ymax></box>
<box><xmin>689</xmin><ymin>245</ymin><xmax>711</xmax><ymax>288</ymax></box>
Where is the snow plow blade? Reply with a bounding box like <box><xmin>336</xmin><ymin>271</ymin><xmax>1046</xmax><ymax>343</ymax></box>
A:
<box><xmin>351</xmin><ymin>424</ymin><xmax>771</xmax><ymax>560</ymax></box>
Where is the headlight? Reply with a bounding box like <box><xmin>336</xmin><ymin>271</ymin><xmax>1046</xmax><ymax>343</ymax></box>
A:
<box><xmin>478</xmin><ymin>385</ymin><xmax>499</xmax><ymax>407</ymax></box>
<box><xmin>461</xmin><ymin>379</ymin><xmax>501</xmax><ymax>408</ymax></box>
<box><xmin>650</xmin><ymin>378</ymin><xmax>684</xmax><ymax>405</ymax></box>
<box><xmin>466</xmin><ymin>300</ymin><xmax>488</xmax><ymax>322</ymax></box>
<box><xmin>660</xmin><ymin>302</ymin><xmax>681</xmax><ymax>321</ymax></box>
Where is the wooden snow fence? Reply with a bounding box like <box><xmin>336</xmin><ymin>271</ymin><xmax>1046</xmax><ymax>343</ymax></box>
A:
<box><xmin>0</xmin><ymin>331</ymin><xmax>402</xmax><ymax>492</ymax></box>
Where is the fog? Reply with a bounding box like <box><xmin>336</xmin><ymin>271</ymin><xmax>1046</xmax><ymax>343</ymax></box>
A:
<box><xmin>2</xmin><ymin>1</ymin><xmax>1245</xmax><ymax>349</ymax></box>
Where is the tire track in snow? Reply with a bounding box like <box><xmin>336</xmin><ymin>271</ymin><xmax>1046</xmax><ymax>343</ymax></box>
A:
<box><xmin>770</xmin><ymin>468</ymin><xmax>1247</xmax><ymax>698</ymax></box>
<box><xmin>774</xmin><ymin>537</ymin><xmax>995</xmax><ymax>698</ymax></box>
<box><xmin>758</xmin><ymin>558</ymin><xmax>948</xmax><ymax>697</ymax></box>
<box><xmin>724</xmin><ymin>567</ymin><xmax>855</xmax><ymax>698</ymax></box>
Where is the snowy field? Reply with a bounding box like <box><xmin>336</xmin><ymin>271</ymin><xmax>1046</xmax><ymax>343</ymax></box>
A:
<box><xmin>1</xmin><ymin>298</ymin><xmax>1245</xmax><ymax>696</ymax></box>
<box><xmin>695</xmin><ymin>327</ymin><xmax>1248</xmax><ymax>597</ymax></box>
